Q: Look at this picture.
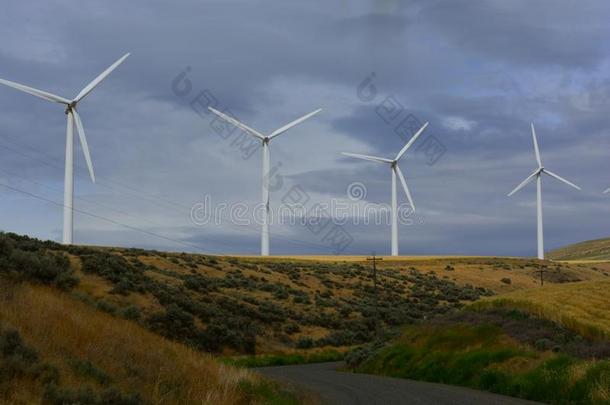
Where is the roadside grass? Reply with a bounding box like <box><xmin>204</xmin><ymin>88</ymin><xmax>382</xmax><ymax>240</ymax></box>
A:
<box><xmin>472</xmin><ymin>280</ymin><xmax>610</xmax><ymax>340</ymax></box>
<box><xmin>222</xmin><ymin>349</ymin><xmax>345</xmax><ymax>368</ymax></box>
<box><xmin>238</xmin><ymin>380</ymin><xmax>303</xmax><ymax>405</ymax></box>
<box><xmin>357</xmin><ymin>320</ymin><xmax>610</xmax><ymax>404</ymax></box>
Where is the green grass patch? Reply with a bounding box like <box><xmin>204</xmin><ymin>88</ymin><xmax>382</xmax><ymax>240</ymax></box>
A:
<box><xmin>238</xmin><ymin>380</ymin><xmax>301</xmax><ymax>405</ymax></box>
<box><xmin>222</xmin><ymin>349</ymin><xmax>344</xmax><ymax>368</ymax></box>
<box><xmin>357</xmin><ymin>323</ymin><xmax>610</xmax><ymax>404</ymax></box>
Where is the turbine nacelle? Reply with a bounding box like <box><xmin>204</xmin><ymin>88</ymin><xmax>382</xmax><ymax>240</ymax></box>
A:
<box><xmin>65</xmin><ymin>102</ymin><xmax>77</xmax><ymax>114</ymax></box>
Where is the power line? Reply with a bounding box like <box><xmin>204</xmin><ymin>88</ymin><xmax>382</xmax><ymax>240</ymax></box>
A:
<box><xmin>0</xmin><ymin>133</ymin><xmax>345</xmax><ymax>252</ymax></box>
<box><xmin>0</xmin><ymin>181</ymin><xmax>212</xmax><ymax>252</ymax></box>
<box><xmin>0</xmin><ymin>165</ymin><xmax>174</xmax><ymax>231</ymax></box>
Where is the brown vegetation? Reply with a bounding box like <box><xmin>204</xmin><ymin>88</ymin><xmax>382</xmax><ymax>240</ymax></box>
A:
<box><xmin>0</xmin><ymin>280</ymin><xmax>284</xmax><ymax>404</ymax></box>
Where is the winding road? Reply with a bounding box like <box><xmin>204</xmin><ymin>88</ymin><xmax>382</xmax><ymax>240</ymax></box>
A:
<box><xmin>257</xmin><ymin>362</ymin><xmax>539</xmax><ymax>405</ymax></box>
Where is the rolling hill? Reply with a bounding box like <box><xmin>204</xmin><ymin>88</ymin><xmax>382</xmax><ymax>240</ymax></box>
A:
<box><xmin>2</xmin><ymin>231</ymin><xmax>610</xmax><ymax>403</ymax></box>
<box><xmin>1</xmin><ymin>232</ymin><xmax>608</xmax><ymax>358</ymax></box>
<box><xmin>548</xmin><ymin>237</ymin><xmax>610</xmax><ymax>261</ymax></box>
<box><xmin>27</xmin><ymin>240</ymin><xmax>610</xmax><ymax>352</ymax></box>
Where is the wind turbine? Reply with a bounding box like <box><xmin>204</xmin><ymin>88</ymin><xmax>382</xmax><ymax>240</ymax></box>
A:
<box><xmin>0</xmin><ymin>53</ymin><xmax>130</xmax><ymax>245</ymax></box>
<box><xmin>342</xmin><ymin>122</ymin><xmax>429</xmax><ymax>256</ymax></box>
<box><xmin>208</xmin><ymin>106</ymin><xmax>322</xmax><ymax>256</ymax></box>
<box><xmin>508</xmin><ymin>123</ymin><xmax>581</xmax><ymax>260</ymax></box>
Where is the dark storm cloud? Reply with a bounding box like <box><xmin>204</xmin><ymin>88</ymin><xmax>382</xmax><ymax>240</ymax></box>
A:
<box><xmin>419</xmin><ymin>0</ymin><xmax>610</xmax><ymax>68</ymax></box>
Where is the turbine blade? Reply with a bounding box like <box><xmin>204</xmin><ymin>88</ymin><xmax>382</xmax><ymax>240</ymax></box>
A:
<box><xmin>508</xmin><ymin>170</ymin><xmax>539</xmax><ymax>197</ymax></box>
<box><xmin>604</xmin><ymin>187</ymin><xmax>610</xmax><ymax>194</ymax></box>
<box><xmin>208</xmin><ymin>107</ymin><xmax>265</xmax><ymax>140</ymax></box>
<box><xmin>544</xmin><ymin>170</ymin><xmax>581</xmax><ymax>191</ymax></box>
<box><xmin>0</xmin><ymin>78</ymin><xmax>69</xmax><ymax>104</ymax></box>
<box><xmin>531</xmin><ymin>123</ymin><xmax>542</xmax><ymax>168</ymax></box>
<box><xmin>341</xmin><ymin>152</ymin><xmax>393</xmax><ymax>164</ymax></box>
<box><xmin>72</xmin><ymin>109</ymin><xmax>95</xmax><ymax>183</ymax></box>
<box><xmin>395</xmin><ymin>165</ymin><xmax>415</xmax><ymax>211</ymax></box>
<box><xmin>74</xmin><ymin>53</ymin><xmax>130</xmax><ymax>103</ymax></box>
<box><xmin>268</xmin><ymin>108</ymin><xmax>322</xmax><ymax>140</ymax></box>
<box><xmin>396</xmin><ymin>122</ymin><xmax>429</xmax><ymax>161</ymax></box>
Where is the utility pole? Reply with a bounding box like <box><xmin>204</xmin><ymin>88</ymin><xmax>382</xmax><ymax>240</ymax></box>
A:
<box><xmin>366</xmin><ymin>254</ymin><xmax>383</xmax><ymax>339</ymax></box>
<box><xmin>539</xmin><ymin>265</ymin><xmax>546</xmax><ymax>286</ymax></box>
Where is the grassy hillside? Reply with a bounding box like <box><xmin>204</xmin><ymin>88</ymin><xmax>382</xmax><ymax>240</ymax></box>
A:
<box><xmin>351</xmin><ymin>280</ymin><xmax>610</xmax><ymax>404</ymax></box>
<box><xmin>549</xmin><ymin>237</ymin><xmax>610</xmax><ymax>261</ymax></box>
<box><xmin>1</xmin><ymin>231</ymin><xmax>609</xmax><ymax>402</ymax></box>
<box><xmin>0</xmin><ymin>235</ymin><xmax>303</xmax><ymax>404</ymax></box>
<box><xmin>473</xmin><ymin>280</ymin><xmax>610</xmax><ymax>339</ymax></box>
<box><xmin>1</xmin><ymin>232</ymin><xmax>607</xmax><ymax>358</ymax></box>
<box><xmin>73</xmin><ymin>252</ymin><xmax>606</xmax><ymax>355</ymax></box>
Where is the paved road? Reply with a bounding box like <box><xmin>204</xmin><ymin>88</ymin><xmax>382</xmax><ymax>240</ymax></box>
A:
<box><xmin>257</xmin><ymin>362</ymin><xmax>539</xmax><ymax>405</ymax></box>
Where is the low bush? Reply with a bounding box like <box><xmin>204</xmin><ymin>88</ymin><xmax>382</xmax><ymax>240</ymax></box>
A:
<box><xmin>0</xmin><ymin>233</ymin><xmax>77</xmax><ymax>289</ymax></box>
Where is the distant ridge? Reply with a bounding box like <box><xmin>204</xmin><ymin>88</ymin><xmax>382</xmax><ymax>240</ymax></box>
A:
<box><xmin>548</xmin><ymin>237</ymin><xmax>610</xmax><ymax>261</ymax></box>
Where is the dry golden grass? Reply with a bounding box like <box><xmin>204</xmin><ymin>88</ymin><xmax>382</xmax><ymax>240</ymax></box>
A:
<box><xmin>233</xmin><ymin>255</ymin><xmax>607</xmax><ymax>293</ymax></box>
<box><xmin>548</xmin><ymin>237</ymin><xmax>610</xmax><ymax>261</ymax></box>
<box><xmin>474</xmin><ymin>280</ymin><xmax>610</xmax><ymax>339</ymax></box>
<box><xmin>0</xmin><ymin>280</ymin><xmax>270</xmax><ymax>405</ymax></box>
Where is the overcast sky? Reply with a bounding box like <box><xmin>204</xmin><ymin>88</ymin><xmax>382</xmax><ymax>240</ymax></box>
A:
<box><xmin>1</xmin><ymin>0</ymin><xmax>610</xmax><ymax>256</ymax></box>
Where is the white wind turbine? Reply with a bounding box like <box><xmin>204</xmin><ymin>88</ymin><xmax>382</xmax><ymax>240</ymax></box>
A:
<box><xmin>208</xmin><ymin>106</ymin><xmax>322</xmax><ymax>256</ymax></box>
<box><xmin>508</xmin><ymin>123</ymin><xmax>581</xmax><ymax>260</ymax></box>
<box><xmin>0</xmin><ymin>53</ymin><xmax>130</xmax><ymax>245</ymax></box>
<box><xmin>342</xmin><ymin>122</ymin><xmax>429</xmax><ymax>256</ymax></box>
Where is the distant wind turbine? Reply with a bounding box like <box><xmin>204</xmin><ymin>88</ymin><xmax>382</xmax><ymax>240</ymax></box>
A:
<box><xmin>342</xmin><ymin>122</ymin><xmax>429</xmax><ymax>256</ymax></box>
<box><xmin>508</xmin><ymin>123</ymin><xmax>581</xmax><ymax>260</ymax></box>
<box><xmin>208</xmin><ymin>106</ymin><xmax>322</xmax><ymax>256</ymax></box>
<box><xmin>0</xmin><ymin>53</ymin><xmax>130</xmax><ymax>245</ymax></box>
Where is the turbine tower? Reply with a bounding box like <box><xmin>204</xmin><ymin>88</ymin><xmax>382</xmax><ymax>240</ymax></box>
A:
<box><xmin>0</xmin><ymin>54</ymin><xmax>130</xmax><ymax>245</ymax></box>
<box><xmin>208</xmin><ymin>107</ymin><xmax>322</xmax><ymax>256</ymax></box>
<box><xmin>508</xmin><ymin>123</ymin><xmax>581</xmax><ymax>260</ymax></box>
<box><xmin>342</xmin><ymin>122</ymin><xmax>429</xmax><ymax>256</ymax></box>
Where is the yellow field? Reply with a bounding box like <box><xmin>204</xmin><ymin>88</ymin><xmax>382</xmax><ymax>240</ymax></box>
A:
<box><xmin>474</xmin><ymin>280</ymin><xmax>610</xmax><ymax>339</ymax></box>
<box><xmin>0</xmin><ymin>280</ymin><xmax>268</xmax><ymax>404</ymax></box>
<box><xmin>227</xmin><ymin>255</ymin><xmax>608</xmax><ymax>293</ymax></box>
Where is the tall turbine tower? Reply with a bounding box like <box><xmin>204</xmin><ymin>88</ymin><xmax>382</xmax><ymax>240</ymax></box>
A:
<box><xmin>208</xmin><ymin>107</ymin><xmax>322</xmax><ymax>256</ymax></box>
<box><xmin>508</xmin><ymin>123</ymin><xmax>581</xmax><ymax>259</ymax></box>
<box><xmin>342</xmin><ymin>122</ymin><xmax>429</xmax><ymax>256</ymax></box>
<box><xmin>0</xmin><ymin>54</ymin><xmax>130</xmax><ymax>244</ymax></box>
